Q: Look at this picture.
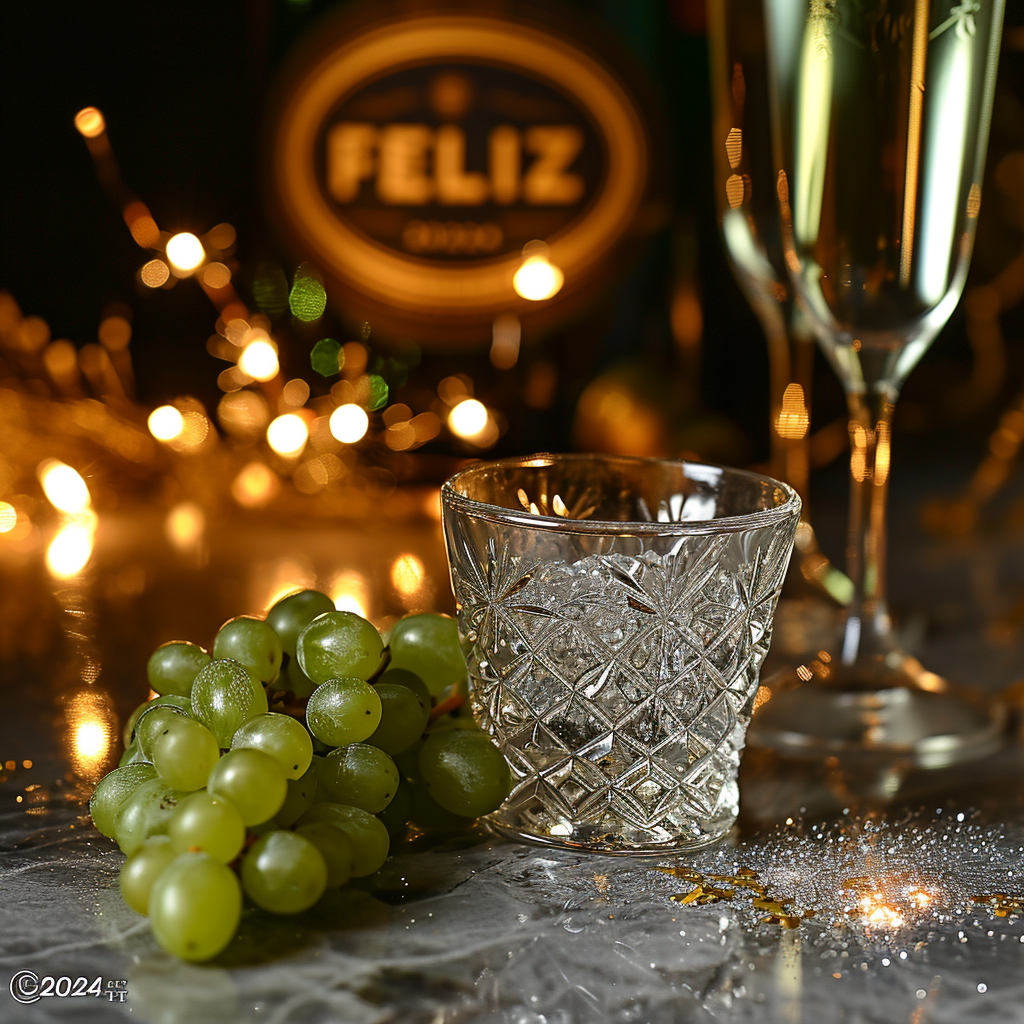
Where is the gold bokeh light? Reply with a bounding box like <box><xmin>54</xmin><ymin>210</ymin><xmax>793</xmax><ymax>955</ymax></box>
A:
<box><xmin>329</xmin><ymin>404</ymin><xmax>369</xmax><ymax>444</ymax></box>
<box><xmin>74</xmin><ymin>107</ymin><xmax>106</xmax><ymax>138</ymax></box>
<box><xmin>38</xmin><ymin>460</ymin><xmax>91</xmax><ymax>514</ymax></box>
<box><xmin>165</xmin><ymin>233</ymin><xmax>206</xmax><ymax>273</ymax></box>
<box><xmin>330</xmin><ymin>569</ymin><xmax>370</xmax><ymax>619</ymax></box>
<box><xmin>148</xmin><ymin>405</ymin><xmax>185</xmax><ymax>442</ymax></box>
<box><xmin>0</xmin><ymin>502</ymin><xmax>17</xmax><ymax>534</ymax></box>
<box><xmin>166</xmin><ymin>502</ymin><xmax>205</xmax><ymax>550</ymax></box>
<box><xmin>238</xmin><ymin>339</ymin><xmax>280</xmax><ymax>382</ymax></box>
<box><xmin>46</xmin><ymin>521</ymin><xmax>96</xmax><ymax>579</ymax></box>
<box><xmin>66</xmin><ymin>690</ymin><xmax>114</xmax><ymax>782</ymax></box>
<box><xmin>449</xmin><ymin>398</ymin><xmax>489</xmax><ymax>439</ymax></box>
<box><xmin>267</xmin><ymin>414</ymin><xmax>309</xmax><ymax>457</ymax></box>
<box><xmin>513</xmin><ymin>254</ymin><xmax>564</xmax><ymax>301</ymax></box>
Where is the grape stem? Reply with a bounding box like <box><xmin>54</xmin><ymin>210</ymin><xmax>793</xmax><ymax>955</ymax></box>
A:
<box><xmin>368</xmin><ymin>647</ymin><xmax>392</xmax><ymax>683</ymax></box>
<box><xmin>268</xmin><ymin>691</ymin><xmax>309</xmax><ymax>721</ymax></box>
<box><xmin>428</xmin><ymin>689</ymin><xmax>465</xmax><ymax>722</ymax></box>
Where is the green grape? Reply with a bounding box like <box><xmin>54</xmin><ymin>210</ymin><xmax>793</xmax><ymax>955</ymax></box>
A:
<box><xmin>376</xmin><ymin>782</ymin><xmax>412</xmax><ymax>842</ymax></box>
<box><xmin>297</xmin><ymin>611</ymin><xmax>384</xmax><ymax>684</ymax></box>
<box><xmin>148</xmin><ymin>851</ymin><xmax>242</xmax><ymax>961</ymax></box>
<box><xmin>408</xmin><ymin>781</ymin><xmax>475</xmax><ymax>834</ymax></box>
<box><xmin>89</xmin><ymin>762</ymin><xmax>158</xmax><ymax>838</ymax></box>
<box><xmin>118</xmin><ymin>743</ymin><xmax>142</xmax><ymax>767</ymax></box>
<box><xmin>417</xmin><ymin>730</ymin><xmax>511</xmax><ymax>818</ymax></box>
<box><xmin>387</xmin><ymin>613</ymin><xmax>467</xmax><ymax>699</ymax></box>
<box><xmin>191</xmin><ymin>659</ymin><xmax>269</xmax><ymax>747</ymax></box>
<box><xmin>151</xmin><ymin>718</ymin><xmax>221</xmax><ymax>791</ymax></box>
<box><xmin>136</xmin><ymin>704</ymin><xmax>191</xmax><ymax>760</ymax></box>
<box><xmin>295</xmin><ymin>803</ymin><xmax>389</xmax><ymax>876</ymax></box>
<box><xmin>295</xmin><ymin>822</ymin><xmax>354</xmax><ymax>887</ymax></box>
<box><xmin>119</xmin><ymin>835</ymin><xmax>178</xmax><ymax>916</ymax></box>
<box><xmin>285</xmin><ymin>656</ymin><xmax>318</xmax><ymax>699</ymax></box>
<box><xmin>306</xmin><ymin>677</ymin><xmax>381</xmax><ymax>746</ymax></box>
<box><xmin>115</xmin><ymin>778</ymin><xmax>188</xmax><ymax>855</ymax></box>
<box><xmin>230</xmin><ymin>712</ymin><xmax>313</xmax><ymax>780</ymax></box>
<box><xmin>122</xmin><ymin>702</ymin><xmax>148</xmax><ymax>748</ymax></box>
<box><xmin>206</xmin><ymin>748</ymin><xmax>286</xmax><ymax>826</ymax></box>
<box><xmin>367</xmin><ymin>682</ymin><xmax>429</xmax><ymax>755</ymax></box>
<box><xmin>147</xmin><ymin>642</ymin><xmax>211</xmax><ymax>697</ymax></box>
<box><xmin>274</xmin><ymin>760</ymin><xmax>318</xmax><ymax>827</ymax></box>
<box><xmin>241</xmin><ymin>830</ymin><xmax>327</xmax><ymax>914</ymax></box>
<box><xmin>266</xmin><ymin>589</ymin><xmax>335</xmax><ymax>658</ymax></box>
<box><xmin>168</xmin><ymin>790</ymin><xmax>245</xmax><ymax>863</ymax></box>
<box><xmin>213</xmin><ymin>617</ymin><xmax>283</xmax><ymax>685</ymax></box>
<box><xmin>376</xmin><ymin>668</ymin><xmax>431</xmax><ymax>708</ymax></box>
<box><xmin>392</xmin><ymin>737</ymin><xmax>425</xmax><ymax>782</ymax></box>
<box><xmin>317</xmin><ymin>744</ymin><xmax>399</xmax><ymax>813</ymax></box>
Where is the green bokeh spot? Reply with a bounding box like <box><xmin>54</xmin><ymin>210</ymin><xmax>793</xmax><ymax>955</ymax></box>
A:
<box><xmin>360</xmin><ymin>322</ymin><xmax>372</xmax><ymax>341</ymax></box>
<box><xmin>311</xmin><ymin>338</ymin><xmax>342</xmax><ymax>378</ymax></box>
<box><xmin>253</xmin><ymin>263</ymin><xmax>289</xmax><ymax>317</ymax></box>
<box><xmin>366</xmin><ymin>374</ymin><xmax>388</xmax><ymax>411</ymax></box>
<box><xmin>290</xmin><ymin>276</ymin><xmax>327</xmax><ymax>321</ymax></box>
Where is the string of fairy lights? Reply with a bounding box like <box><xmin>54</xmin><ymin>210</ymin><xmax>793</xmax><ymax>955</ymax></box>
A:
<box><xmin>70</xmin><ymin>104</ymin><xmax>557</xmax><ymax>466</ymax></box>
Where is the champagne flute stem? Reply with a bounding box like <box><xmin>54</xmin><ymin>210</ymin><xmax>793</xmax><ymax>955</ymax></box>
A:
<box><xmin>841</xmin><ymin>387</ymin><xmax>896</xmax><ymax>666</ymax></box>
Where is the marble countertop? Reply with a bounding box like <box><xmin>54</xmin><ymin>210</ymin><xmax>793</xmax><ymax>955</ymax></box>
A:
<box><xmin>3</xmin><ymin>459</ymin><xmax>1024</xmax><ymax>1024</ymax></box>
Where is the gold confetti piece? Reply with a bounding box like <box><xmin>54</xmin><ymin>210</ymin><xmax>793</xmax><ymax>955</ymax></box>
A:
<box><xmin>670</xmin><ymin>886</ymin><xmax>707</xmax><ymax>906</ymax></box>
<box><xmin>656</xmin><ymin>865</ymin><xmax>704</xmax><ymax>882</ymax></box>
<box><xmin>737</xmin><ymin>867</ymin><xmax>757</xmax><ymax>877</ymax></box>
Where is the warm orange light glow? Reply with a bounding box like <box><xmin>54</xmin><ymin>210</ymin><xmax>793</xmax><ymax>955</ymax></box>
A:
<box><xmin>38</xmin><ymin>460</ymin><xmax>91</xmax><ymax>514</ymax></box>
<box><xmin>238</xmin><ymin>339</ymin><xmax>280</xmax><ymax>382</ymax></box>
<box><xmin>66</xmin><ymin>690</ymin><xmax>114</xmax><ymax>782</ymax></box>
<box><xmin>329</xmin><ymin>404</ymin><xmax>369</xmax><ymax>444</ymax></box>
<box><xmin>282</xmin><ymin>379</ymin><xmax>311</xmax><ymax>407</ymax></box>
<box><xmin>490</xmin><ymin>313</ymin><xmax>521</xmax><ymax>369</ymax></box>
<box><xmin>776</xmin><ymin>383</ymin><xmax>810</xmax><ymax>440</ymax></box>
<box><xmin>391</xmin><ymin>554</ymin><xmax>425</xmax><ymax>598</ymax></box>
<box><xmin>173</xmin><ymin>411</ymin><xmax>210</xmax><ymax>450</ymax></box>
<box><xmin>449</xmin><ymin>398</ymin><xmax>489</xmax><ymax>439</ymax></box>
<box><xmin>231</xmin><ymin>461</ymin><xmax>280</xmax><ymax>509</ymax></box>
<box><xmin>165</xmin><ymin>233</ymin><xmax>205</xmax><ymax>273</ymax></box>
<box><xmin>860</xmin><ymin>896</ymin><xmax>904</xmax><ymax>929</ymax></box>
<box><xmin>148</xmin><ymin>405</ymin><xmax>185</xmax><ymax>441</ymax></box>
<box><xmin>0</xmin><ymin>502</ymin><xmax>16</xmax><ymax>534</ymax></box>
<box><xmin>46</xmin><ymin>522</ymin><xmax>95</xmax><ymax>578</ymax></box>
<box><xmin>513</xmin><ymin>255</ymin><xmax>564</xmax><ymax>301</ymax></box>
<box><xmin>202</xmin><ymin>263</ymin><xmax>232</xmax><ymax>289</ymax></box>
<box><xmin>267</xmin><ymin>414</ymin><xmax>309</xmax><ymax>457</ymax></box>
<box><xmin>166</xmin><ymin>502</ymin><xmax>205</xmax><ymax>550</ymax></box>
<box><xmin>330</xmin><ymin>570</ymin><xmax>370</xmax><ymax>619</ymax></box>
<box><xmin>218</xmin><ymin>391</ymin><xmax>270</xmax><ymax>438</ymax></box>
<box><xmin>74</xmin><ymin>107</ymin><xmax>106</xmax><ymax>138</ymax></box>
<box><xmin>141</xmin><ymin>259</ymin><xmax>170</xmax><ymax>288</ymax></box>
<box><xmin>98</xmin><ymin>316</ymin><xmax>131</xmax><ymax>352</ymax></box>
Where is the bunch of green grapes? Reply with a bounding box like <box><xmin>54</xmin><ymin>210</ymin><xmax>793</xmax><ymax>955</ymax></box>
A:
<box><xmin>90</xmin><ymin>592</ymin><xmax>511</xmax><ymax>962</ymax></box>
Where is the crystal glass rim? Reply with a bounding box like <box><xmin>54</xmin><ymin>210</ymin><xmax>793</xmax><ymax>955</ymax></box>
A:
<box><xmin>441</xmin><ymin>453</ymin><xmax>800</xmax><ymax>536</ymax></box>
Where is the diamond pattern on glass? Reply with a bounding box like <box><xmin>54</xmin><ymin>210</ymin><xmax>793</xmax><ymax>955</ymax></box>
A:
<box><xmin>449</xmin><ymin>530</ymin><xmax>793</xmax><ymax>851</ymax></box>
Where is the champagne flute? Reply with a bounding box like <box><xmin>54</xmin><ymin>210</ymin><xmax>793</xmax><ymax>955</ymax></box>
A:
<box><xmin>707</xmin><ymin>0</ymin><xmax>851</xmax><ymax>672</ymax></box>
<box><xmin>755</xmin><ymin>0</ymin><xmax>1007</xmax><ymax>763</ymax></box>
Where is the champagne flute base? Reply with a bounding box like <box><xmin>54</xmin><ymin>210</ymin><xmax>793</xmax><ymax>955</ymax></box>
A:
<box><xmin>748</xmin><ymin>651</ymin><xmax>1007</xmax><ymax>769</ymax></box>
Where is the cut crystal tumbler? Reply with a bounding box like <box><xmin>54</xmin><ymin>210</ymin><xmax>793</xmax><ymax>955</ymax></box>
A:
<box><xmin>442</xmin><ymin>454</ymin><xmax>801</xmax><ymax>853</ymax></box>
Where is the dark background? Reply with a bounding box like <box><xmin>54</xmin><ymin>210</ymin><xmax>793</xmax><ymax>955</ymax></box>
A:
<box><xmin>3</xmin><ymin>0</ymin><xmax>1024</xmax><ymax>470</ymax></box>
